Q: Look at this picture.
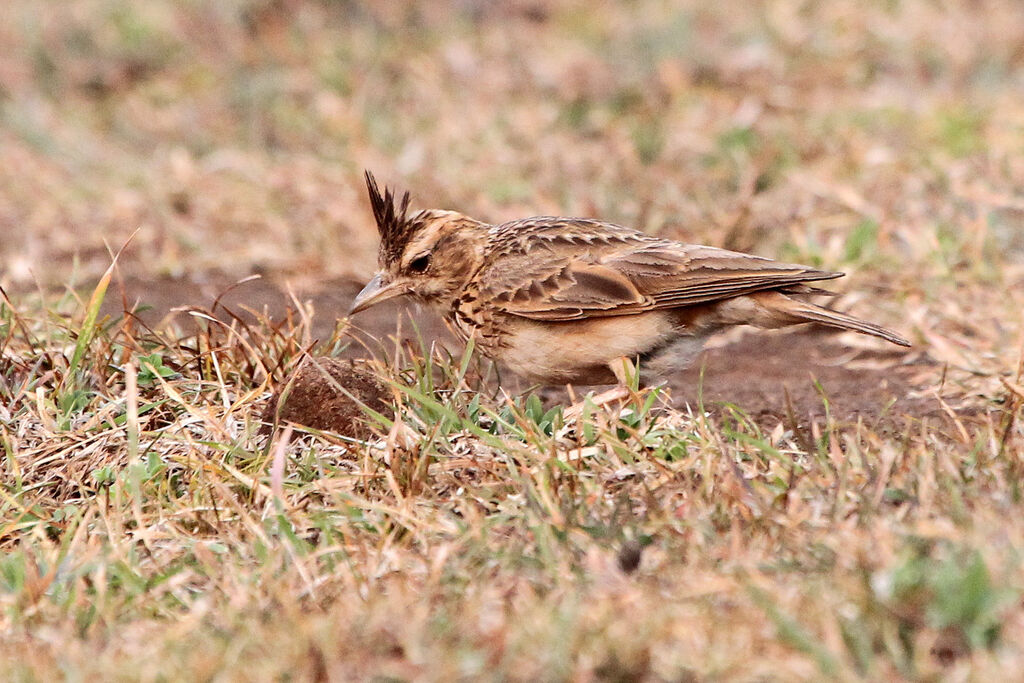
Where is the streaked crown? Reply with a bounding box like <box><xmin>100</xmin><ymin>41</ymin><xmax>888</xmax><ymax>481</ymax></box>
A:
<box><xmin>364</xmin><ymin>171</ymin><xmax>423</xmax><ymax>267</ymax></box>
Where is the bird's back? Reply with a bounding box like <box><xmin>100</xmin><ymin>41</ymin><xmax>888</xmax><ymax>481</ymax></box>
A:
<box><xmin>476</xmin><ymin>217</ymin><xmax>842</xmax><ymax>322</ymax></box>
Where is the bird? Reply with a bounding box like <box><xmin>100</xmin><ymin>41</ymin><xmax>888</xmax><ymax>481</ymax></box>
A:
<box><xmin>349</xmin><ymin>172</ymin><xmax>910</xmax><ymax>388</ymax></box>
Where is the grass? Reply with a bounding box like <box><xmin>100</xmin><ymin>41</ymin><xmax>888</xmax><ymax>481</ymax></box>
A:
<box><xmin>2</xmin><ymin>0</ymin><xmax>1024</xmax><ymax>679</ymax></box>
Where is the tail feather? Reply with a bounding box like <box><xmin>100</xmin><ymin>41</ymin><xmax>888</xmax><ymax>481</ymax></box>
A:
<box><xmin>782</xmin><ymin>299</ymin><xmax>911</xmax><ymax>347</ymax></box>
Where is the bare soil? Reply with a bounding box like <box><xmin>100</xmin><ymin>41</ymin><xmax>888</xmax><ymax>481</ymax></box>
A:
<box><xmin>103</xmin><ymin>273</ymin><xmax>951</xmax><ymax>429</ymax></box>
<box><xmin>261</xmin><ymin>357</ymin><xmax>391</xmax><ymax>439</ymax></box>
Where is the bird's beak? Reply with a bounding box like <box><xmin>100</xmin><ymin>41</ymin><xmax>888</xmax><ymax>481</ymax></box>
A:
<box><xmin>348</xmin><ymin>274</ymin><xmax>405</xmax><ymax>315</ymax></box>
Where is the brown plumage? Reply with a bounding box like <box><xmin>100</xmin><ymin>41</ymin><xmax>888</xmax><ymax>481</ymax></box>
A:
<box><xmin>350</xmin><ymin>172</ymin><xmax>910</xmax><ymax>386</ymax></box>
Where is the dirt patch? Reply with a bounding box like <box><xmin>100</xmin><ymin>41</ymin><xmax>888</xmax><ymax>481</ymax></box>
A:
<box><xmin>102</xmin><ymin>273</ymin><xmax>949</xmax><ymax>427</ymax></box>
<box><xmin>102</xmin><ymin>273</ymin><xmax>363</xmax><ymax>342</ymax></box>
<box><xmin>261</xmin><ymin>357</ymin><xmax>392</xmax><ymax>440</ymax></box>
<box><xmin>666</xmin><ymin>331</ymin><xmax>940</xmax><ymax>427</ymax></box>
<box><xmin>101</xmin><ymin>273</ymin><xmax>450</xmax><ymax>349</ymax></box>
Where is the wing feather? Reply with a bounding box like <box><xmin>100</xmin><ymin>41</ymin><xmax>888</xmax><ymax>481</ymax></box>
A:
<box><xmin>479</xmin><ymin>220</ymin><xmax>842</xmax><ymax>321</ymax></box>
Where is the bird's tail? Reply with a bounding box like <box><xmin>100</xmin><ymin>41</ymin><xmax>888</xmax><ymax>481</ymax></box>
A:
<box><xmin>773</xmin><ymin>295</ymin><xmax>911</xmax><ymax>347</ymax></box>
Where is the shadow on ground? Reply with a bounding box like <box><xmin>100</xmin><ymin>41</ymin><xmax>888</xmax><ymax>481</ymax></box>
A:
<box><xmin>102</xmin><ymin>273</ymin><xmax>950</xmax><ymax>429</ymax></box>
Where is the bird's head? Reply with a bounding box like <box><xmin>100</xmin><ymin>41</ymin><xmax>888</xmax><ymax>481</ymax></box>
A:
<box><xmin>349</xmin><ymin>172</ymin><xmax>489</xmax><ymax>315</ymax></box>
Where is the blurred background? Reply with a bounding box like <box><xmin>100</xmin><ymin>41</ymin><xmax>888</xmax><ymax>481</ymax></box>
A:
<box><xmin>1</xmin><ymin>0</ymin><xmax>1022</xmax><ymax>336</ymax></box>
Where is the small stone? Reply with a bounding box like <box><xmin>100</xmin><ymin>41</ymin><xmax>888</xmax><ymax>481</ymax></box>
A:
<box><xmin>617</xmin><ymin>539</ymin><xmax>645</xmax><ymax>573</ymax></box>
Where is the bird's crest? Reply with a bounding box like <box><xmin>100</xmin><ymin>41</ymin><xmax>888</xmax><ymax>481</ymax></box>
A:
<box><xmin>364</xmin><ymin>171</ymin><xmax>415</xmax><ymax>266</ymax></box>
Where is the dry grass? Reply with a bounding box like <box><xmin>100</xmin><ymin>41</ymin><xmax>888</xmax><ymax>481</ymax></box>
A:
<box><xmin>2</xmin><ymin>0</ymin><xmax>1024</xmax><ymax>680</ymax></box>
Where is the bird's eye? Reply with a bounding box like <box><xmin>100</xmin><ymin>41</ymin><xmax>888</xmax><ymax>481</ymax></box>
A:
<box><xmin>408</xmin><ymin>254</ymin><xmax>431</xmax><ymax>273</ymax></box>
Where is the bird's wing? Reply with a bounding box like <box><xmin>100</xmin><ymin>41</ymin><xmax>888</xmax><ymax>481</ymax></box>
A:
<box><xmin>479</xmin><ymin>218</ymin><xmax>843</xmax><ymax>321</ymax></box>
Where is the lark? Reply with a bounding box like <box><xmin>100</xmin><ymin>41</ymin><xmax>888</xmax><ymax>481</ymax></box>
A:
<box><xmin>349</xmin><ymin>172</ymin><xmax>910</xmax><ymax>388</ymax></box>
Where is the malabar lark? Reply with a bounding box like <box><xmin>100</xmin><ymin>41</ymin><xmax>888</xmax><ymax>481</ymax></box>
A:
<box><xmin>349</xmin><ymin>172</ymin><xmax>910</xmax><ymax>387</ymax></box>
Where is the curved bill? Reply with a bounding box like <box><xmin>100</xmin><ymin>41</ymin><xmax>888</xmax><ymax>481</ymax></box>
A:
<box><xmin>348</xmin><ymin>274</ymin><xmax>405</xmax><ymax>315</ymax></box>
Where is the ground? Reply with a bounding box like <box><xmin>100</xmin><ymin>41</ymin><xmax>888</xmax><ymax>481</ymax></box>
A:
<box><xmin>102</xmin><ymin>272</ymin><xmax>939</xmax><ymax>427</ymax></box>
<box><xmin>2</xmin><ymin>1</ymin><xmax>1024</xmax><ymax>680</ymax></box>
